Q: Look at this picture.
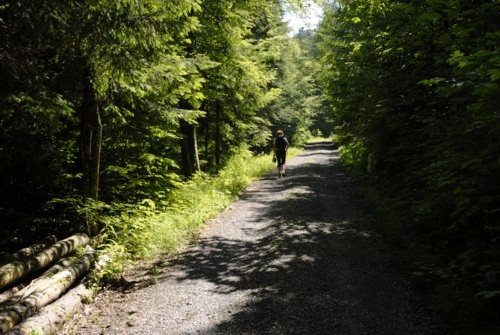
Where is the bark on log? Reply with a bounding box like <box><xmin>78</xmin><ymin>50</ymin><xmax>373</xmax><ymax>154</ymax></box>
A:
<box><xmin>5</xmin><ymin>284</ymin><xmax>92</xmax><ymax>335</ymax></box>
<box><xmin>0</xmin><ymin>284</ymin><xmax>26</xmax><ymax>305</ymax></box>
<box><xmin>0</xmin><ymin>243</ymin><xmax>50</xmax><ymax>267</ymax></box>
<box><xmin>0</xmin><ymin>246</ymin><xmax>96</xmax><ymax>333</ymax></box>
<box><xmin>0</xmin><ymin>234</ymin><xmax>90</xmax><ymax>291</ymax></box>
<box><xmin>0</xmin><ymin>257</ymin><xmax>75</xmax><ymax>304</ymax></box>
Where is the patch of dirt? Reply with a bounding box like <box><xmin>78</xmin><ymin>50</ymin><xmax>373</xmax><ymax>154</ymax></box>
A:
<box><xmin>67</xmin><ymin>142</ymin><xmax>446</xmax><ymax>335</ymax></box>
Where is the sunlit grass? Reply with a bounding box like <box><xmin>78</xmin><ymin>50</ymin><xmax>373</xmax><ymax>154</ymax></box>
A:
<box><xmin>306</xmin><ymin>135</ymin><xmax>334</xmax><ymax>143</ymax></box>
<box><xmin>95</xmin><ymin>144</ymin><xmax>311</xmax><ymax>284</ymax></box>
<box><xmin>149</xmin><ymin>147</ymin><xmax>277</xmax><ymax>254</ymax></box>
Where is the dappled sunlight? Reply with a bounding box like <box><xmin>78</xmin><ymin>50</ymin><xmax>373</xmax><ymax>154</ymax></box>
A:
<box><xmin>79</xmin><ymin>142</ymin><xmax>436</xmax><ymax>335</ymax></box>
<box><xmin>127</xmin><ymin>142</ymin><xmax>424</xmax><ymax>335</ymax></box>
<box><xmin>168</xmin><ymin>144</ymin><xmax>375</xmax><ymax>298</ymax></box>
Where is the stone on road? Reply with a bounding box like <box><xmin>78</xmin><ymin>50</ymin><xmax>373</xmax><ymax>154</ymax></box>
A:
<box><xmin>72</xmin><ymin>142</ymin><xmax>443</xmax><ymax>335</ymax></box>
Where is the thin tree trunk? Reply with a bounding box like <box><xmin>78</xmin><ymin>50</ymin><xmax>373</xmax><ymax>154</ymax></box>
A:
<box><xmin>215</xmin><ymin>101</ymin><xmax>222</xmax><ymax>168</ymax></box>
<box><xmin>204</xmin><ymin>116</ymin><xmax>209</xmax><ymax>162</ymax></box>
<box><xmin>0</xmin><ymin>234</ymin><xmax>90</xmax><ymax>291</ymax></box>
<box><xmin>80</xmin><ymin>74</ymin><xmax>102</xmax><ymax>200</ymax></box>
<box><xmin>179</xmin><ymin>98</ymin><xmax>201</xmax><ymax>176</ymax></box>
<box><xmin>180</xmin><ymin>119</ymin><xmax>194</xmax><ymax>177</ymax></box>
<box><xmin>192</xmin><ymin>125</ymin><xmax>201</xmax><ymax>173</ymax></box>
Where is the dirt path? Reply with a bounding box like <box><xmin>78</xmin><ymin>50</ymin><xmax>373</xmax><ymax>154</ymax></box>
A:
<box><xmin>70</xmin><ymin>142</ymin><xmax>444</xmax><ymax>335</ymax></box>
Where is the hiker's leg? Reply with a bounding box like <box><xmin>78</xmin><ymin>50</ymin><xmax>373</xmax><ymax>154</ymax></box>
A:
<box><xmin>281</xmin><ymin>153</ymin><xmax>287</xmax><ymax>175</ymax></box>
<box><xmin>276</xmin><ymin>151</ymin><xmax>286</xmax><ymax>177</ymax></box>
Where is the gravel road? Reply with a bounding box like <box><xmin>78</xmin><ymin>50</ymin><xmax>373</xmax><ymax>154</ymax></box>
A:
<box><xmin>70</xmin><ymin>141</ymin><xmax>445</xmax><ymax>335</ymax></box>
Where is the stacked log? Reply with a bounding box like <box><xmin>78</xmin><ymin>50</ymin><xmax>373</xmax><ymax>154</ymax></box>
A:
<box><xmin>0</xmin><ymin>234</ymin><xmax>90</xmax><ymax>291</ymax></box>
<box><xmin>5</xmin><ymin>284</ymin><xmax>92</xmax><ymax>335</ymax></box>
<box><xmin>0</xmin><ymin>234</ymin><xmax>95</xmax><ymax>334</ymax></box>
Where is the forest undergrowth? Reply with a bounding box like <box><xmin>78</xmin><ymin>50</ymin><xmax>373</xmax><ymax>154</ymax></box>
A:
<box><xmin>337</xmin><ymin>141</ymin><xmax>500</xmax><ymax>335</ymax></box>
<box><xmin>91</xmin><ymin>145</ymin><xmax>302</xmax><ymax>285</ymax></box>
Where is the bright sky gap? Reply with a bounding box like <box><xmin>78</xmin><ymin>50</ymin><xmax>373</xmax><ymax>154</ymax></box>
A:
<box><xmin>283</xmin><ymin>1</ymin><xmax>323</xmax><ymax>35</ymax></box>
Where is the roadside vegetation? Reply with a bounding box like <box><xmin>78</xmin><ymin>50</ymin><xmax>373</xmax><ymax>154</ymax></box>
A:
<box><xmin>317</xmin><ymin>1</ymin><xmax>499</xmax><ymax>334</ymax></box>
<box><xmin>1</xmin><ymin>0</ymin><xmax>498</xmax><ymax>334</ymax></box>
<box><xmin>0</xmin><ymin>0</ymin><xmax>320</xmax><ymax>261</ymax></box>
<box><xmin>93</xmin><ymin>145</ymin><xmax>302</xmax><ymax>285</ymax></box>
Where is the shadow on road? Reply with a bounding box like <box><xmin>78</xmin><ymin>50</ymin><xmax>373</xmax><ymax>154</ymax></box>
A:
<box><xmin>163</xmin><ymin>142</ymin><xmax>437</xmax><ymax>335</ymax></box>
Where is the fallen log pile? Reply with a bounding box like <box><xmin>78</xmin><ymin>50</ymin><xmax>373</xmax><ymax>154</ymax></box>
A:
<box><xmin>0</xmin><ymin>234</ymin><xmax>95</xmax><ymax>334</ymax></box>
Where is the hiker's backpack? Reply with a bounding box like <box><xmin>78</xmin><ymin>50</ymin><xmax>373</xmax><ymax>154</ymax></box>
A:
<box><xmin>275</xmin><ymin>135</ymin><xmax>288</xmax><ymax>150</ymax></box>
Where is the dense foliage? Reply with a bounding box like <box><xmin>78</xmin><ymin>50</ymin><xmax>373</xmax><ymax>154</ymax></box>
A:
<box><xmin>3</xmin><ymin>0</ymin><xmax>498</xmax><ymax>331</ymax></box>
<box><xmin>316</xmin><ymin>0</ymin><xmax>499</xmax><ymax>333</ymax></box>
<box><xmin>0</xmin><ymin>0</ymin><xmax>319</xmax><ymax>244</ymax></box>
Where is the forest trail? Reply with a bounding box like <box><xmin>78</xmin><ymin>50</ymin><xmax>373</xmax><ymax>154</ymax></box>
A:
<box><xmin>71</xmin><ymin>142</ymin><xmax>443</xmax><ymax>335</ymax></box>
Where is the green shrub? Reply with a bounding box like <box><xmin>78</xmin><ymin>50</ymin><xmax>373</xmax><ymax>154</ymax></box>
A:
<box><xmin>93</xmin><ymin>146</ymin><xmax>276</xmax><ymax>285</ymax></box>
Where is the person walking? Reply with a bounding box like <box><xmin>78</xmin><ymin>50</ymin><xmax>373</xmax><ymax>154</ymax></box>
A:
<box><xmin>272</xmin><ymin>129</ymin><xmax>289</xmax><ymax>178</ymax></box>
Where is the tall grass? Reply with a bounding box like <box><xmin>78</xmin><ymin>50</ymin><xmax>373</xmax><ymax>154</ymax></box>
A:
<box><xmin>149</xmin><ymin>147</ymin><xmax>274</xmax><ymax>254</ymax></box>
<box><xmin>94</xmin><ymin>146</ymin><xmax>279</xmax><ymax>284</ymax></box>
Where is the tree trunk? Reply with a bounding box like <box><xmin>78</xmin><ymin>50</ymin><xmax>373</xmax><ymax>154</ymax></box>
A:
<box><xmin>203</xmin><ymin>115</ymin><xmax>210</xmax><ymax>163</ymax></box>
<box><xmin>192</xmin><ymin>125</ymin><xmax>201</xmax><ymax>173</ymax></box>
<box><xmin>180</xmin><ymin>119</ymin><xmax>201</xmax><ymax>177</ymax></box>
<box><xmin>5</xmin><ymin>284</ymin><xmax>92</xmax><ymax>335</ymax></box>
<box><xmin>80</xmin><ymin>74</ymin><xmax>102</xmax><ymax>200</ymax></box>
<box><xmin>215</xmin><ymin>101</ymin><xmax>222</xmax><ymax>168</ymax></box>
<box><xmin>180</xmin><ymin>119</ymin><xmax>194</xmax><ymax>177</ymax></box>
<box><xmin>0</xmin><ymin>233</ymin><xmax>90</xmax><ymax>291</ymax></box>
<box><xmin>0</xmin><ymin>247</ymin><xmax>96</xmax><ymax>333</ymax></box>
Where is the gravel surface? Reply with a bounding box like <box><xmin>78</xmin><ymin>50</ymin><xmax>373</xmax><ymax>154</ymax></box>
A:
<box><xmin>70</xmin><ymin>142</ymin><xmax>445</xmax><ymax>335</ymax></box>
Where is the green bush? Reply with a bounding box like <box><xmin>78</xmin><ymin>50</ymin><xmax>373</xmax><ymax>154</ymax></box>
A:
<box><xmin>92</xmin><ymin>146</ymin><xmax>276</xmax><ymax>285</ymax></box>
